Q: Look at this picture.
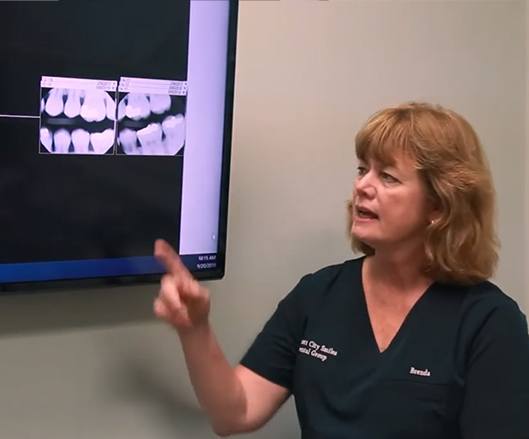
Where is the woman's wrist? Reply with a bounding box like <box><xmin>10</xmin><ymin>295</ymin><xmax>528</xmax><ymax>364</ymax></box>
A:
<box><xmin>177</xmin><ymin>320</ymin><xmax>212</xmax><ymax>344</ymax></box>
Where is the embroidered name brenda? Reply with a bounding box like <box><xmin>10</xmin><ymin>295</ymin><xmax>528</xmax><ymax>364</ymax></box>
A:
<box><xmin>298</xmin><ymin>339</ymin><xmax>338</xmax><ymax>362</ymax></box>
<box><xmin>409</xmin><ymin>366</ymin><xmax>431</xmax><ymax>377</ymax></box>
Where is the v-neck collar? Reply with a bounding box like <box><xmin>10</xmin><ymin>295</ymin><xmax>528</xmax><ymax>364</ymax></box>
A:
<box><xmin>357</xmin><ymin>257</ymin><xmax>437</xmax><ymax>356</ymax></box>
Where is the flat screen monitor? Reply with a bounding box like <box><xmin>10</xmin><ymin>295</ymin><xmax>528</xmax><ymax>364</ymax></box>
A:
<box><xmin>0</xmin><ymin>0</ymin><xmax>238</xmax><ymax>287</ymax></box>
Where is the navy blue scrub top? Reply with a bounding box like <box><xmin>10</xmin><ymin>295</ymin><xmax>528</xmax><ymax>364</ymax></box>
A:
<box><xmin>241</xmin><ymin>258</ymin><xmax>529</xmax><ymax>439</ymax></box>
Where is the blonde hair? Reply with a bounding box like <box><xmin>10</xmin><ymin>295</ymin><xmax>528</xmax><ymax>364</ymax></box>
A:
<box><xmin>348</xmin><ymin>102</ymin><xmax>499</xmax><ymax>285</ymax></box>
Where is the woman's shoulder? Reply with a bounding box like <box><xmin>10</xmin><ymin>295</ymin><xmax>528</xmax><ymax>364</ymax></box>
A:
<box><xmin>455</xmin><ymin>280</ymin><xmax>528</xmax><ymax>339</ymax></box>
<box><xmin>437</xmin><ymin>279</ymin><xmax>522</xmax><ymax>311</ymax></box>
<box><xmin>297</xmin><ymin>256</ymin><xmax>363</xmax><ymax>291</ymax></box>
<box><xmin>281</xmin><ymin>257</ymin><xmax>364</xmax><ymax>307</ymax></box>
<box><xmin>462</xmin><ymin>280</ymin><xmax>524</xmax><ymax>314</ymax></box>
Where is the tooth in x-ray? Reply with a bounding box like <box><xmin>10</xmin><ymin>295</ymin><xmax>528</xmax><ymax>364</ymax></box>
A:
<box><xmin>45</xmin><ymin>88</ymin><xmax>64</xmax><ymax>117</ymax></box>
<box><xmin>53</xmin><ymin>128</ymin><xmax>71</xmax><ymax>154</ymax></box>
<box><xmin>64</xmin><ymin>89</ymin><xmax>81</xmax><ymax>118</ymax></box>
<box><xmin>162</xmin><ymin>114</ymin><xmax>185</xmax><ymax>155</ymax></box>
<box><xmin>105</xmin><ymin>94</ymin><xmax>116</xmax><ymax>121</ymax></box>
<box><xmin>118</xmin><ymin>128</ymin><xmax>139</xmax><ymax>155</ymax></box>
<box><xmin>81</xmin><ymin>90</ymin><xmax>107</xmax><ymax>122</ymax></box>
<box><xmin>90</xmin><ymin>128</ymin><xmax>115</xmax><ymax>154</ymax></box>
<box><xmin>40</xmin><ymin>127</ymin><xmax>53</xmax><ymax>152</ymax></box>
<box><xmin>117</xmin><ymin>97</ymin><xmax>126</xmax><ymax>121</ymax></box>
<box><xmin>71</xmin><ymin>128</ymin><xmax>90</xmax><ymax>154</ymax></box>
<box><xmin>137</xmin><ymin>123</ymin><xmax>163</xmax><ymax>155</ymax></box>
<box><xmin>125</xmin><ymin>93</ymin><xmax>150</xmax><ymax>120</ymax></box>
<box><xmin>149</xmin><ymin>94</ymin><xmax>171</xmax><ymax>115</ymax></box>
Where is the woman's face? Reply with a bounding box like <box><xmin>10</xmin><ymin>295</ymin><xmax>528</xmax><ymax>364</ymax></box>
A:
<box><xmin>351</xmin><ymin>153</ymin><xmax>435</xmax><ymax>252</ymax></box>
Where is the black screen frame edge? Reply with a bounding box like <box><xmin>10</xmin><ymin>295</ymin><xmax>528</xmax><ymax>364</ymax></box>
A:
<box><xmin>0</xmin><ymin>0</ymin><xmax>239</xmax><ymax>293</ymax></box>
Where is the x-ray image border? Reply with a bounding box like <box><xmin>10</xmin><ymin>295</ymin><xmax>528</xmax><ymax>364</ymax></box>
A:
<box><xmin>39</xmin><ymin>87</ymin><xmax>117</xmax><ymax>155</ymax></box>
<box><xmin>116</xmin><ymin>93</ymin><xmax>186</xmax><ymax>156</ymax></box>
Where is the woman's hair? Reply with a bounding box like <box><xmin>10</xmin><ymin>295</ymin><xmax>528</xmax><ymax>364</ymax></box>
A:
<box><xmin>348</xmin><ymin>102</ymin><xmax>499</xmax><ymax>285</ymax></box>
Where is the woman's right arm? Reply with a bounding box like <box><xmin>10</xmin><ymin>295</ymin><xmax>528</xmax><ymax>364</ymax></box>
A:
<box><xmin>153</xmin><ymin>239</ymin><xmax>289</xmax><ymax>436</ymax></box>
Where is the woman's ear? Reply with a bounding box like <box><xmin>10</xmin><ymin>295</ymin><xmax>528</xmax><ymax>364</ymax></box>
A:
<box><xmin>426</xmin><ymin>199</ymin><xmax>442</xmax><ymax>225</ymax></box>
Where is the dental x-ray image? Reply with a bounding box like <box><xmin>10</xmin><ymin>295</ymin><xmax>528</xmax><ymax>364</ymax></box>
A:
<box><xmin>116</xmin><ymin>76</ymin><xmax>187</xmax><ymax>157</ymax></box>
<box><xmin>39</xmin><ymin>86</ymin><xmax>116</xmax><ymax>155</ymax></box>
<box><xmin>117</xmin><ymin>93</ymin><xmax>186</xmax><ymax>156</ymax></box>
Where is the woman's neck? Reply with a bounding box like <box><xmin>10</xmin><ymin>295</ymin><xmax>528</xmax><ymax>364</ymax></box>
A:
<box><xmin>364</xmin><ymin>247</ymin><xmax>432</xmax><ymax>294</ymax></box>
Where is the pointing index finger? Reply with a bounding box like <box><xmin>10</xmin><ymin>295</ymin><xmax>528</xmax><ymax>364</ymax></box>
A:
<box><xmin>154</xmin><ymin>239</ymin><xmax>189</xmax><ymax>277</ymax></box>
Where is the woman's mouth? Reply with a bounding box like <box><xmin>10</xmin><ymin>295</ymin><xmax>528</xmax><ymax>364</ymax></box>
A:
<box><xmin>355</xmin><ymin>206</ymin><xmax>379</xmax><ymax>220</ymax></box>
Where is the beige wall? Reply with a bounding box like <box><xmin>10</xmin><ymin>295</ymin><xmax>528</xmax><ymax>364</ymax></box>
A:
<box><xmin>526</xmin><ymin>0</ymin><xmax>529</xmax><ymax>314</ymax></box>
<box><xmin>0</xmin><ymin>1</ymin><xmax>526</xmax><ymax>438</ymax></box>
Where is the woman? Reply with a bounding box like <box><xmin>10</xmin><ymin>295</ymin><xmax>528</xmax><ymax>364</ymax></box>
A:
<box><xmin>153</xmin><ymin>102</ymin><xmax>529</xmax><ymax>438</ymax></box>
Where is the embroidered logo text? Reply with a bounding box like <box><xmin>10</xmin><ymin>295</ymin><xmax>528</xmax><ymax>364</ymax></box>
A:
<box><xmin>298</xmin><ymin>339</ymin><xmax>338</xmax><ymax>362</ymax></box>
<box><xmin>409</xmin><ymin>366</ymin><xmax>431</xmax><ymax>377</ymax></box>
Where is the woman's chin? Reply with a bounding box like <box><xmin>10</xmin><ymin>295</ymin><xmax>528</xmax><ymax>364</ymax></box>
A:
<box><xmin>351</xmin><ymin>230</ymin><xmax>378</xmax><ymax>248</ymax></box>
<box><xmin>352</xmin><ymin>224</ymin><xmax>376</xmax><ymax>240</ymax></box>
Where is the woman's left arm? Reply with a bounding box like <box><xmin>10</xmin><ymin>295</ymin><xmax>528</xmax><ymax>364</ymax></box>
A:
<box><xmin>460</xmin><ymin>302</ymin><xmax>529</xmax><ymax>439</ymax></box>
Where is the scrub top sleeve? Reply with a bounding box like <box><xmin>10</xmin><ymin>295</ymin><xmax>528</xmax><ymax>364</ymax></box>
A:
<box><xmin>240</xmin><ymin>275</ymin><xmax>313</xmax><ymax>391</ymax></box>
<box><xmin>459</xmin><ymin>302</ymin><xmax>529</xmax><ymax>439</ymax></box>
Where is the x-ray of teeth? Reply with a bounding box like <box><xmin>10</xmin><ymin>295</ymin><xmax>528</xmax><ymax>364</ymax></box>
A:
<box><xmin>105</xmin><ymin>95</ymin><xmax>116</xmax><ymax>121</ymax></box>
<box><xmin>53</xmin><ymin>128</ymin><xmax>71</xmax><ymax>154</ymax></box>
<box><xmin>80</xmin><ymin>90</ymin><xmax>110</xmax><ymax>122</ymax></box>
<box><xmin>117</xmin><ymin>93</ymin><xmax>149</xmax><ymax>121</ymax></box>
<box><xmin>40</xmin><ymin>127</ymin><xmax>53</xmax><ymax>150</ymax></box>
<box><xmin>90</xmin><ymin>129</ymin><xmax>115</xmax><ymax>154</ymax></box>
<box><xmin>117</xmin><ymin>93</ymin><xmax>181</xmax><ymax>122</ymax></box>
<box><xmin>38</xmin><ymin>78</ymin><xmax>186</xmax><ymax>156</ymax></box>
<box><xmin>64</xmin><ymin>89</ymin><xmax>81</xmax><ymax>118</ymax></box>
<box><xmin>41</xmin><ymin>88</ymin><xmax>117</xmax><ymax>123</ymax></box>
<box><xmin>40</xmin><ymin>86</ymin><xmax>117</xmax><ymax>155</ymax></box>
<box><xmin>118</xmin><ymin>128</ymin><xmax>138</xmax><ymax>155</ymax></box>
<box><xmin>116</xmin><ymin>92</ymin><xmax>186</xmax><ymax>156</ymax></box>
<box><xmin>162</xmin><ymin>114</ymin><xmax>185</xmax><ymax>154</ymax></box>
<box><xmin>149</xmin><ymin>94</ymin><xmax>171</xmax><ymax>115</ymax></box>
<box><xmin>45</xmin><ymin>88</ymin><xmax>64</xmax><ymax>117</ymax></box>
<box><xmin>116</xmin><ymin>115</ymin><xmax>185</xmax><ymax>156</ymax></box>
<box><xmin>137</xmin><ymin>123</ymin><xmax>163</xmax><ymax>154</ymax></box>
<box><xmin>71</xmin><ymin>129</ymin><xmax>90</xmax><ymax>154</ymax></box>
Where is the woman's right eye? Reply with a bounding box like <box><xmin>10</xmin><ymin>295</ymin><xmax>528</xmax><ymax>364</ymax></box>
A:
<box><xmin>357</xmin><ymin>166</ymin><xmax>367</xmax><ymax>176</ymax></box>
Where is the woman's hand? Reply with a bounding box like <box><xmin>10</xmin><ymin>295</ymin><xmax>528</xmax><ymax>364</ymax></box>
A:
<box><xmin>153</xmin><ymin>239</ymin><xmax>210</xmax><ymax>333</ymax></box>
<box><xmin>152</xmin><ymin>239</ymin><xmax>289</xmax><ymax>436</ymax></box>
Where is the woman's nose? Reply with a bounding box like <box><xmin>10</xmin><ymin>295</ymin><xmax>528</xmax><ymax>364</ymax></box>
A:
<box><xmin>355</xmin><ymin>174</ymin><xmax>376</xmax><ymax>198</ymax></box>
